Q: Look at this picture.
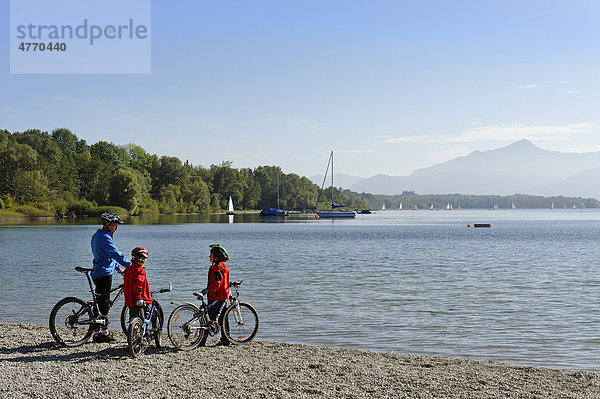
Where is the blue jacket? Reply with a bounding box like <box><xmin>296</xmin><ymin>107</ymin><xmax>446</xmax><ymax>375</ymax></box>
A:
<box><xmin>91</xmin><ymin>229</ymin><xmax>131</xmax><ymax>279</ymax></box>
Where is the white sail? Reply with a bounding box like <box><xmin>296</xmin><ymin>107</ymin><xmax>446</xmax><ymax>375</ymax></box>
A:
<box><xmin>430</xmin><ymin>204</ymin><xmax>433</xmax><ymax>210</ymax></box>
<box><xmin>399</xmin><ymin>202</ymin><xmax>402</xmax><ymax>210</ymax></box>
<box><xmin>228</xmin><ymin>196</ymin><xmax>234</xmax><ymax>212</ymax></box>
<box><xmin>511</xmin><ymin>202</ymin><xmax>516</xmax><ymax>210</ymax></box>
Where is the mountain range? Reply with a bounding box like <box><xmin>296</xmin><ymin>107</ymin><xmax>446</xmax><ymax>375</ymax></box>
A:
<box><xmin>310</xmin><ymin>140</ymin><xmax>600</xmax><ymax>199</ymax></box>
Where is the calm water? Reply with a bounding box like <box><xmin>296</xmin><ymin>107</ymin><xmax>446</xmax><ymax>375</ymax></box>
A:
<box><xmin>2</xmin><ymin>209</ymin><xmax>600</xmax><ymax>370</ymax></box>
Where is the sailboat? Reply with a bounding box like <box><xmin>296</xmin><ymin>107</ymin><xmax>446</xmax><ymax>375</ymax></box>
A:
<box><xmin>399</xmin><ymin>202</ymin><xmax>403</xmax><ymax>210</ymax></box>
<box><xmin>226</xmin><ymin>196</ymin><xmax>235</xmax><ymax>215</ymax></box>
<box><xmin>430</xmin><ymin>204</ymin><xmax>434</xmax><ymax>210</ymax></box>
<box><xmin>260</xmin><ymin>172</ymin><xmax>289</xmax><ymax>216</ymax></box>
<box><xmin>381</xmin><ymin>203</ymin><xmax>386</xmax><ymax>210</ymax></box>
<box><xmin>511</xmin><ymin>202</ymin><xmax>517</xmax><ymax>210</ymax></box>
<box><xmin>315</xmin><ymin>151</ymin><xmax>356</xmax><ymax>218</ymax></box>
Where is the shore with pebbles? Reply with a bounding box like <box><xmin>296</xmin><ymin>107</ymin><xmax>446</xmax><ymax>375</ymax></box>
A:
<box><xmin>1</xmin><ymin>322</ymin><xmax>599</xmax><ymax>398</ymax></box>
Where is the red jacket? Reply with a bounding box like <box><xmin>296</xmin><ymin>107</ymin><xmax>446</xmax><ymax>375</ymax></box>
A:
<box><xmin>124</xmin><ymin>263</ymin><xmax>152</xmax><ymax>307</ymax></box>
<box><xmin>207</xmin><ymin>261</ymin><xmax>230</xmax><ymax>301</ymax></box>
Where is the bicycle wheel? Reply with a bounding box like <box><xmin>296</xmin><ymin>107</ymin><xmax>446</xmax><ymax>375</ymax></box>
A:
<box><xmin>167</xmin><ymin>304</ymin><xmax>205</xmax><ymax>350</ymax></box>
<box><xmin>127</xmin><ymin>317</ymin><xmax>146</xmax><ymax>358</ymax></box>
<box><xmin>120</xmin><ymin>305</ymin><xmax>128</xmax><ymax>335</ymax></box>
<box><xmin>221</xmin><ymin>302</ymin><xmax>259</xmax><ymax>344</ymax></box>
<box><xmin>49</xmin><ymin>297</ymin><xmax>94</xmax><ymax>347</ymax></box>
<box><xmin>152</xmin><ymin>300</ymin><xmax>164</xmax><ymax>347</ymax></box>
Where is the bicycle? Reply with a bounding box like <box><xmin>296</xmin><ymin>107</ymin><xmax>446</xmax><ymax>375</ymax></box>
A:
<box><xmin>127</xmin><ymin>282</ymin><xmax>172</xmax><ymax>358</ymax></box>
<box><xmin>167</xmin><ymin>281</ymin><xmax>259</xmax><ymax>350</ymax></box>
<box><xmin>48</xmin><ymin>267</ymin><xmax>163</xmax><ymax>346</ymax></box>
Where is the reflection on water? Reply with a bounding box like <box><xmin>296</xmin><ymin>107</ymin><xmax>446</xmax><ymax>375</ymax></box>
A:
<box><xmin>2</xmin><ymin>209</ymin><xmax>600</xmax><ymax>370</ymax></box>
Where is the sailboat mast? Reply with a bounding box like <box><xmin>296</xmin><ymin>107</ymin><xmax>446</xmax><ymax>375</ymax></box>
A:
<box><xmin>331</xmin><ymin>151</ymin><xmax>334</xmax><ymax>210</ymax></box>
<box><xmin>276</xmin><ymin>172</ymin><xmax>280</xmax><ymax>208</ymax></box>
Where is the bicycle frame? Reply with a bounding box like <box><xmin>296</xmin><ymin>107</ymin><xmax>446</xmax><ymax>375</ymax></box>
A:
<box><xmin>80</xmin><ymin>267</ymin><xmax>124</xmax><ymax>317</ymax></box>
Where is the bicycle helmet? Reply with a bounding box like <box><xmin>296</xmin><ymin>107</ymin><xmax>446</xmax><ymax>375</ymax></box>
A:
<box><xmin>132</xmin><ymin>246</ymin><xmax>149</xmax><ymax>259</ymax></box>
<box><xmin>101</xmin><ymin>212</ymin><xmax>124</xmax><ymax>224</ymax></box>
<box><xmin>209</xmin><ymin>244</ymin><xmax>229</xmax><ymax>261</ymax></box>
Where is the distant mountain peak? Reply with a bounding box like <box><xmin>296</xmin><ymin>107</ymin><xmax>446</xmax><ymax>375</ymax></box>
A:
<box><xmin>503</xmin><ymin>139</ymin><xmax>539</xmax><ymax>151</ymax></box>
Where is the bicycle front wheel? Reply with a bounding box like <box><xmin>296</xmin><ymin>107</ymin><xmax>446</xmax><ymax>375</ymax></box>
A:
<box><xmin>152</xmin><ymin>300</ymin><xmax>164</xmax><ymax>348</ymax></box>
<box><xmin>167</xmin><ymin>304</ymin><xmax>205</xmax><ymax>351</ymax></box>
<box><xmin>49</xmin><ymin>297</ymin><xmax>94</xmax><ymax>347</ymax></box>
<box><xmin>127</xmin><ymin>317</ymin><xmax>146</xmax><ymax>358</ymax></box>
<box><xmin>221</xmin><ymin>302</ymin><xmax>259</xmax><ymax>344</ymax></box>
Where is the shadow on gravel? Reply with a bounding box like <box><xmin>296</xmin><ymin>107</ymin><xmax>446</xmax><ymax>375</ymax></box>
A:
<box><xmin>1</xmin><ymin>341</ymin><xmax>178</xmax><ymax>363</ymax></box>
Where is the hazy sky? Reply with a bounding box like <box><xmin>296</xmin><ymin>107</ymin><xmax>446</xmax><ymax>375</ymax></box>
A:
<box><xmin>2</xmin><ymin>0</ymin><xmax>600</xmax><ymax>178</ymax></box>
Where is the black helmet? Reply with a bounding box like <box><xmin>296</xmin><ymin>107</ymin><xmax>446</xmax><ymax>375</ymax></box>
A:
<box><xmin>101</xmin><ymin>212</ymin><xmax>124</xmax><ymax>224</ymax></box>
<box><xmin>209</xmin><ymin>244</ymin><xmax>229</xmax><ymax>261</ymax></box>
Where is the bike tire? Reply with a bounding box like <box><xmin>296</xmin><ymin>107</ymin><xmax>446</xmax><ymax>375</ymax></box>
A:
<box><xmin>152</xmin><ymin>300</ymin><xmax>164</xmax><ymax>348</ymax></box>
<box><xmin>127</xmin><ymin>317</ymin><xmax>146</xmax><ymax>358</ymax></box>
<box><xmin>167</xmin><ymin>304</ymin><xmax>205</xmax><ymax>351</ymax></box>
<box><xmin>221</xmin><ymin>302</ymin><xmax>259</xmax><ymax>345</ymax></box>
<box><xmin>49</xmin><ymin>297</ymin><xmax>94</xmax><ymax>347</ymax></box>
<box><xmin>120</xmin><ymin>305</ymin><xmax>128</xmax><ymax>335</ymax></box>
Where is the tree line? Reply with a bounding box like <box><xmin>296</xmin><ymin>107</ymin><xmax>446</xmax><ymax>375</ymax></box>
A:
<box><xmin>1</xmin><ymin>128</ymin><xmax>597</xmax><ymax>217</ymax></box>
<box><xmin>0</xmin><ymin>128</ymin><xmax>368</xmax><ymax>216</ymax></box>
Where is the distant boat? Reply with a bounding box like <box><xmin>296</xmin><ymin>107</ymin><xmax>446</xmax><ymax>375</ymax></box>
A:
<box><xmin>573</xmin><ymin>204</ymin><xmax>576</xmax><ymax>209</ymax></box>
<box><xmin>315</xmin><ymin>151</ymin><xmax>356</xmax><ymax>219</ymax></box>
<box><xmin>493</xmin><ymin>204</ymin><xmax>499</xmax><ymax>210</ymax></box>
<box><xmin>260</xmin><ymin>172</ymin><xmax>288</xmax><ymax>217</ymax></box>
<box><xmin>551</xmin><ymin>203</ymin><xmax>554</xmax><ymax>210</ymax></box>
<box><xmin>511</xmin><ymin>202</ymin><xmax>517</xmax><ymax>210</ymax></box>
<box><xmin>381</xmin><ymin>203</ymin><xmax>386</xmax><ymax>210</ymax></box>
<box><xmin>446</xmin><ymin>203</ymin><xmax>451</xmax><ymax>210</ymax></box>
<box><xmin>399</xmin><ymin>202</ymin><xmax>403</xmax><ymax>210</ymax></box>
<box><xmin>226</xmin><ymin>196</ymin><xmax>235</xmax><ymax>215</ymax></box>
<box><xmin>413</xmin><ymin>204</ymin><xmax>417</xmax><ymax>210</ymax></box>
<box><xmin>358</xmin><ymin>209</ymin><xmax>372</xmax><ymax>214</ymax></box>
<box><xmin>430</xmin><ymin>204</ymin><xmax>434</xmax><ymax>210</ymax></box>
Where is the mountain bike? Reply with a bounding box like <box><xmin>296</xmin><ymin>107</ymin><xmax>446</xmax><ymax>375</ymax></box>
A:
<box><xmin>167</xmin><ymin>281</ymin><xmax>259</xmax><ymax>350</ymax></box>
<box><xmin>127</xmin><ymin>282</ymin><xmax>172</xmax><ymax>357</ymax></box>
<box><xmin>49</xmin><ymin>267</ymin><xmax>131</xmax><ymax>346</ymax></box>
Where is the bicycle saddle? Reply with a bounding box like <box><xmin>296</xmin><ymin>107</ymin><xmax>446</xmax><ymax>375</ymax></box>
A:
<box><xmin>75</xmin><ymin>267</ymin><xmax>94</xmax><ymax>273</ymax></box>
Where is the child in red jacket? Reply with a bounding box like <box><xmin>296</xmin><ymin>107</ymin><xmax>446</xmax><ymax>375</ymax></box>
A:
<box><xmin>199</xmin><ymin>244</ymin><xmax>230</xmax><ymax>346</ymax></box>
<box><xmin>124</xmin><ymin>247</ymin><xmax>152</xmax><ymax>321</ymax></box>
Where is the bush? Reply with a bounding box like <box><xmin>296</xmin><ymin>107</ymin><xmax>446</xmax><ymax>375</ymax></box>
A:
<box><xmin>14</xmin><ymin>205</ymin><xmax>54</xmax><ymax>217</ymax></box>
<box><xmin>0</xmin><ymin>198</ymin><xmax>4</xmax><ymax>209</ymax></box>
<box><xmin>67</xmin><ymin>199</ymin><xmax>96</xmax><ymax>216</ymax></box>
<box><xmin>94</xmin><ymin>206</ymin><xmax>128</xmax><ymax>216</ymax></box>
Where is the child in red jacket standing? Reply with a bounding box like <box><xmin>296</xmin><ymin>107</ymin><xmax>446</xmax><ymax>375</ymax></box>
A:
<box><xmin>199</xmin><ymin>244</ymin><xmax>231</xmax><ymax>346</ymax></box>
<box><xmin>124</xmin><ymin>247</ymin><xmax>152</xmax><ymax>321</ymax></box>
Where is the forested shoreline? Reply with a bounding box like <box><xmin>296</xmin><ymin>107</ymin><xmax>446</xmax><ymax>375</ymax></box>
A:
<box><xmin>1</xmin><ymin>128</ymin><xmax>598</xmax><ymax>218</ymax></box>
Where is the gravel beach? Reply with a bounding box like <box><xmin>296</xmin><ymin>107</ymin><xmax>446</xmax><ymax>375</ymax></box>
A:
<box><xmin>1</xmin><ymin>322</ymin><xmax>599</xmax><ymax>398</ymax></box>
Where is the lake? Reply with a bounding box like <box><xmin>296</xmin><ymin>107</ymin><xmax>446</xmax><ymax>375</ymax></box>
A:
<box><xmin>1</xmin><ymin>209</ymin><xmax>600</xmax><ymax>370</ymax></box>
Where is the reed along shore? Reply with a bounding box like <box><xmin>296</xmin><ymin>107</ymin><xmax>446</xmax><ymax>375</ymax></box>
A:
<box><xmin>1</xmin><ymin>322</ymin><xmax>599</xmax><ymax>398</ymax></box>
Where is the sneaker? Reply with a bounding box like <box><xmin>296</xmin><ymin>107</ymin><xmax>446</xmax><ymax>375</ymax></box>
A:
<box><xmin>93</xmin><ymin>332</ymin><xmax>116</xmax><ymax>343</ymax></box>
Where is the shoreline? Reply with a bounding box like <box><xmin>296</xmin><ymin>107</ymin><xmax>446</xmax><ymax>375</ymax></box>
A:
<box><xmin>1</xmin><ymin>322</ymin><xmax>599</xmax><ymax>398</ymax></box>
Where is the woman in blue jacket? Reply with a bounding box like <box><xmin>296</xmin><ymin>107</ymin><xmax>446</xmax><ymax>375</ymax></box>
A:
<box><xmin>90</xmin><ymin>212</ymin><xmax>131</xmax><ymax>342</ymax></box>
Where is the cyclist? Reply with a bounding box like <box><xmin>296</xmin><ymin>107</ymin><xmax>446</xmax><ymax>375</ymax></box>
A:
<box><xmin>123</xmin><ymin>247</ymin><xmax>152</xmax><ymax>322</ymax></box>
<box><xmin>199</xmin><ymin>244</ymin><xmax>231</xmax><ymax>346</ymax></box>
<box><xmin>90</xmin><ymin>212</ymin><xmax>131</xmax><ymax>342</ymax></box>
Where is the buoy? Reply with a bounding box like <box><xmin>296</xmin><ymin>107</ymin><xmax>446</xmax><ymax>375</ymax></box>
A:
<box><xmin>467</xmin><ymin>224</ymin><xmax>471</xmax><ymax>228</ymax></box>
<box><xmin>315</xmin><ymin>214</ymin><xmax>318</xmax><ymax>219</ymax></box>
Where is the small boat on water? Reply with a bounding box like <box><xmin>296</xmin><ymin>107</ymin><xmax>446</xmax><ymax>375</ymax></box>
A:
<box><xmin>315</xmin><ymin>151</ymin><xmax>356</xmax><ymax>219</ymax></box>
<box><xmin>260</xmin><ymin>172</ymin><xmax>288</xmax><ymax>216</ymax></box>
<box><xmin>226</xmin><ymin>196</ymin><xmax>235</xmax><ymax>215</ymax></box>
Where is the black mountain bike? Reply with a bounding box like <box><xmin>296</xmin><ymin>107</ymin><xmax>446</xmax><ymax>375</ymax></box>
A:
<box><xmin>49</xmin><ymin>267</ymin><xmax>162</xmax><ymax>347</ymax></box>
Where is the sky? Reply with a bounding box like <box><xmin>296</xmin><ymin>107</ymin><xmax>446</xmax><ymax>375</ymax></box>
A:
<box><xmin>2</xmin><ymin>0</ymin><xmax>600</xmax><ymax>178</ymax></box>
